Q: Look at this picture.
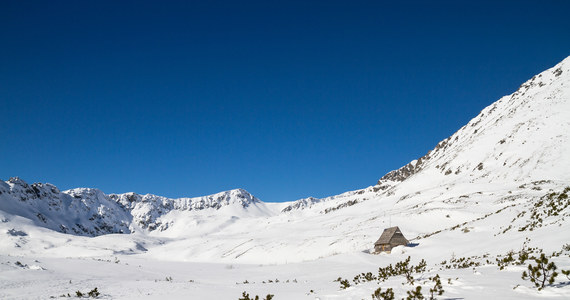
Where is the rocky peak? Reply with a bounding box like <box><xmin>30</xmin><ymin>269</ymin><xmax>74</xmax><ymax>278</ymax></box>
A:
<box><xmin>8</xmin><ymin>176</ymin><xmax>28</xmax><ymax>186</ymax></box>
<box><xmin>281</xmin><ymin>197</ymin><xmax>320</xmax><ymax>213</ymax></box>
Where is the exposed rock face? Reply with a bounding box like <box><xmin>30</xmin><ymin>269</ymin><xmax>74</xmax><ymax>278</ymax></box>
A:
<box><xmin>281</xmin><ymin>197</ymin><xmax>320</xmax><ymax>213</ymax></box>
<box><xmin>109</xmin><ymin>188</ymin><xmax>262</xmax><ymax>231</ymax></box>
<box><xmin>0</xmin><ymin>177</ymin><xmax>131</xmax><ymax>236</ymax></box>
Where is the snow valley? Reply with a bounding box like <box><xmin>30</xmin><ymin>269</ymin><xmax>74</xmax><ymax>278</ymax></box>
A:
<box><xmin>1</xmin><ymin>57</ymin><xmax>570</xmax><ymax>299</ymax></box>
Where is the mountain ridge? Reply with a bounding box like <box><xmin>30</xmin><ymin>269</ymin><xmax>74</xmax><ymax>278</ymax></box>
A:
<box><xmin>1</xmin><ymin>55</ymin><xmax>569</xmax><ymax>237</ymax></box>
<box><xmin>0</xmin><ymin>177</ymin><xmax>267</xmax><ymax>236</ymax></box>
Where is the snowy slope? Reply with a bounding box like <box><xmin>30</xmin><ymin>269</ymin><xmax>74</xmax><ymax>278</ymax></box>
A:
<box><xmin>282</xmin><ymin>55</ymin><xmax>570</xmax><ymax>215</ymax></box>
<box><xmin>377</xmin><ymin>56</ymin><xmax>570</xmax><ymax>194</ymax></box>
<box><xmin>1</xmin><ymin>56</ymin><xmax>569</xmax><ymax>299</ymax></box>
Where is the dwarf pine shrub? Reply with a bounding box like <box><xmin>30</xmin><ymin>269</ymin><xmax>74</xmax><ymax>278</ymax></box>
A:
<box><xmin>376</xmin><ymin>256</ymin><xmax>427</xmax><ymax>283</ymax></box>
<box><xmin>518</xmin><ymin>187</ymin><xmax>570</xmax><ymax>232</ymax></box>
<box><xmin>405</xmin><ymin>286</ymin><xmax>424</xmax><ymax>300</ymax></box>
<box><xmin>87</xmin><ymin>288</ymin><xmax>99</xmax><ymax>298</ymax></box>
<box><xmin>353</xmin><ymin>272</ymin><xmax>377</xmax><ymax>284</ymax></box>
<box><xmin>339</xmin><ymin>279</ymin><xmax>351</xmax><ymax>289</ymax></box>
<box><xmin>522</xmin><ymin>253</ymin><xmax>558</xmax><ymax>290</ymax></box>
<box><xmin>72</xmin><ymin>287</ymin><xmax>100</xmax><ymax>298</ymax></box>
<box><xmin>371</xmin><ymin>287</ymin><xmax>395</xmax><ymax>300</ymax></box>
<box><xmin>562</xmin><ymin>269</ymin><xmax>570</xmax><ymax>280</ymax></box>
<box><xmin>428</xmin><ymin>275</ymin><xmax>444</xmax><ymax>300</ymax></box>
<box><xmin>238</xmin><ymin>292</ymin><xmax>274</xmax><ymax>300</ymax></box>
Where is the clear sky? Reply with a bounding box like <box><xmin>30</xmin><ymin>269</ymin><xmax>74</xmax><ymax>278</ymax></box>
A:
<box><xmin>1</xmin><ymin>1</ymin><xmax>569</xmax><ymax>202</ymax></box>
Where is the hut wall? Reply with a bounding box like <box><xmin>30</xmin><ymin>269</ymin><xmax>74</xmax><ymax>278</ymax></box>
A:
<box><xmin>375</xmin><ymin>243</ymin><xmax>392</xmax><ymax>252</ymax></box>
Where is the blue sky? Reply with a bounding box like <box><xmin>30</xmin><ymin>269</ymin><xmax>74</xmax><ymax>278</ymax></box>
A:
<box><xmin>1</xmin><ymin>1</ymin><xmax>569</xmax><ymax>202</ymax></box>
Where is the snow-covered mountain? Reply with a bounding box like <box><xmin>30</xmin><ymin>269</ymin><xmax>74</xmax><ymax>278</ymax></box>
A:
<box><xmin>0</xmin><ymin>178</ymin><xmax>273</xmax><ymax>236</ymax></box>
<box><xmin>2</xmin><ymin>56</ymin><xmax>570</xmax><ymax>237</ymax></box>
<box><xmin>282</xmin><ymin>55</ymin><xmax>570</xmax><ymax>214</ymax></box>
<box><xmin>107</xmin><ymin>188</ymin><xmax>275</xmax><ymax>232</ymax></box>
<box><xmin>1</xmin><ymin>56</ymin><xmax>569</xmax><ymax>299</ymax></box>
<box><xmin>377</xmin><ymin>57</ymin><xmax>569</xmax><ymax>190</ymax></box>
<box><xmin>0</xmin><ymin>178</ymin><xmax>131</xmax><ymax>236</ymax></box>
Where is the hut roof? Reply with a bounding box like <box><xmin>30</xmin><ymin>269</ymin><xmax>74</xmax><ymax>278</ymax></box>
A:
<box><xmin>374</xmin><ymin>226</ymin><xmax>407</xmax><ymax>245</ymax></box>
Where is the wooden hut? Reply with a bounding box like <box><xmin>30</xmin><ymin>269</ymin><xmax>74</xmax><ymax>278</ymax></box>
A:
<box><xmin>374</xmin><ymin>226</ymin><xmax>408</xmax><ymax>253</ymax></box>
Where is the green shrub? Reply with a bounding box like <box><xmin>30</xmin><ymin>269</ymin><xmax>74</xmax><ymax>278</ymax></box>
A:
<box><xmin>518</xmin><ymin>187</ymin><xmax>570</xmax><ymax>232</ymax></box>
<box><xmin>339</xmin><ymin>279</ymin><xmax>351</xmax><ymax>289</ymax></box>
<box><xmin>428</xmin><ymin>275</ymin><xmax>444</xmax><ymax>299</ymax></box>
<box><xmin>87</xmin><ymin>288</ymin><xmax>99</xmax><ymax>298</ymax></box>
<box><xmin>405</xmin><ymin>286</ymin><xmax>424</xmax><ymax>300</ymax></box>
<box><xmin>73</xmin><ymin>287</ymin><xmax>100</xmax><ymax>298</ymax></box>
<box><xmin>522</xmin><ymin>253</ymin><xmax>558</xmax><ymax>290</ymax></box>
<box><xmin>353</xmin><ymin>272</ymin><xmax>377</xmax><ymax>285</ymax></box>
<box><xmin>562</xmin><ymin>269</ymin><xmax>570</xmax><ymax>280</ymax></box>
<box><xmin>371</xmin><ymin>287</ymin><xmax>394</xmax><ymax>300</ymax></box>
<box><xmin>238</xmin><ymin>291</ymin><xmax>274</xmax><ymax>300</ymax></box>
<box><xmin>377</xmin><ymin>257</ymin><xmax>427</xmax><ymax>283</ymax></box>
